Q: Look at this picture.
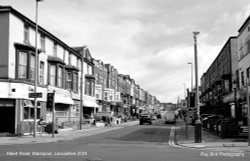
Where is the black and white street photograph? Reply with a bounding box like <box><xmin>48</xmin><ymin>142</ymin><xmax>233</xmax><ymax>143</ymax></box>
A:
<box><xmin>0</xmin><ymin>0</ymin><xmax>250</xmax><ymax>160</ymax></box>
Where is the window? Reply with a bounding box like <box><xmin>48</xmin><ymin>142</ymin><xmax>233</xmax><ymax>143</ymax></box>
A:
<box><xmin>53</xmin><ymin>43</ymin><xmax>57</xmax><ymax>57</ymax></box>
<box><xmin>68</xmin><ymin>54</ymin><xmax>71</xmax><ymax>65</ymax></box>
<box><xmin>24</xmin><ymin>25</ymin><xmax>29</xmax><ymax>43</ymax></box>
<box><xmin>58</xmin><ymin>66</ymin><xmax>63</xmax><ymax>88</ymax></box>
<box><xmin>241</xmin><ymin>71</ymin><xmax>245</xmax><ymax>87</ymax></box>
<box><xmin>247</xmin><ymin>39</ymin><xmax>250</xmax><ymax>55</ymax></box>
<box><xmin>85</xmin><ymin>79</ymin><xmax>90</xmax><ymax>95</ymax></box>
<box><xmin>49</xmin><ymin>65</ymin><xmax>56</xmax><ymax>86</ymax></box>
<box><xmin>96</xmin><ymin>93</ymin><xmax>100</xmax><ymax>99</ymax></box>
<box><xmin>29</xmin><ymin>55</ymin><xmax>35</xmax><ymax>80</ymax></box>
<box><xmin>39</xmin><ymin>61</ymin><xmax>44</xmax><ymax>85</ymax></box>
<box><xmin>73</xmin><ymin>72</ymin><xmax>78</xmax><ymax>92</ymax></box>
<box><xmin>23</xmin><ymin>101</ymin><xmax>41</xmax><ymax>120</ymax></box>
<box><xmin>40</xmin><ymin>35</ymin><xmax>45</xmax><ymax>51</ymax></box>
<box><xmin>104</xmin><ymin>92</ymin><xmax>108</xmax><ymax>101</ymax></box>
<box><xmin>18</xmin><ymin>52</ymin><xmax>28</xmax><ymax>78</ymax></box>
<box><xmin>66</xmin><ymin>72</ymin><xmax>72</xmax><ymax>90</ymax></box>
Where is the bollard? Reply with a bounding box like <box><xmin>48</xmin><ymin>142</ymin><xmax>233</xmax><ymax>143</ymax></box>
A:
<box><xmin>194</xmin><ymin>119</ymin><xmax>202</xmax><ymax>143</ymax></box>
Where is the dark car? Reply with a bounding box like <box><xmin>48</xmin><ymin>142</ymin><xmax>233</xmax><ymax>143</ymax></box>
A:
<box><xmin>139</xmin><ymin>114</ymin><xmax>152</xmax><ymax>125</ymax></box>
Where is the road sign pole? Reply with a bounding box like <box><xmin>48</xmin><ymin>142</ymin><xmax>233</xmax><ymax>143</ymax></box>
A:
<box><xmin>247</xmin><ymin>78</ymin><xmax>250</xmax><ymax>146</ymax></box>
<box><xmin>186</xmin><ymin>89</ymin><xmax>189</xmax><ymax>139</ymax></box>
<box><xmin>52</xmin><ymin>90</ymin><xmax>55</xmax><ymax>138</ymax></box>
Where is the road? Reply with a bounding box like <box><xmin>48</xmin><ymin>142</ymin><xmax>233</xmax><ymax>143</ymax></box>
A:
<box><xmin>0</xmin><ymin>119</ymin><xmax>248</xmax><ymax>161</ymax></box>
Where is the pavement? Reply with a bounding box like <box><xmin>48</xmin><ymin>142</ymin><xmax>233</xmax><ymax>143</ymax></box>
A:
<box><xmin>0</xmin><ymin>121</ymin><xmax>139</xmax><ymax>145</ymax></box>
<box><xmin>174</xmin><ymin>118</ymin><xmax>250</xmax><ymax>152</ymax></box>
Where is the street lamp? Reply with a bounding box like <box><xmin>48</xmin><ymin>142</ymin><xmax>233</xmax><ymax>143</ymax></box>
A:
<box><xmin>193</xmin><ymin>31</ymin><xmax>202</xmax><ymax>143</ymax></box>
<box><xmin>233</xmin><ymin>80</ymin><xmax>237</xmax><ymax>119</ymax></box>
<box><xmin>246</xmin><ymin>78</ymin><xmax>250</xmax><ymax>146</ymax></box>
<box><xmin>187</xmin><ymin>62</ymin><xmax>193</xmax><ymax>91</ymax></box>
<box><xmin>33</xmin><ymin>0</ymin><xmax>43</xmax><ymax>138</ymax></box>
<box><xmin>79</xmin><ymin>46</ymin><xmax>88</xmax><ymax>130</ymax></box>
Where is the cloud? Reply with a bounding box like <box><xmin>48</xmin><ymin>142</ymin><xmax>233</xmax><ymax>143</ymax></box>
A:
<box><xmin>1</xmin><ymin>0</ymin><xmax>250</xmax><ymax>103</ymax></box>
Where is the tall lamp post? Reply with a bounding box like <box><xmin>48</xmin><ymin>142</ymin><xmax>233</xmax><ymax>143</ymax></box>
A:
<box><xmin>247</xmin><ymin>78</ymin><xmax>250</xmax><ymax>146</ymax></box>
<box><xmin>33</xmin><ymin>0</ymin><xmax>43</xmax><ymax>138</ymax></box>
<box><xmin>193</xmin><ymin>31</ymin><xmax>202</xmax><ymax>143</ymax></box>
<box><xmin>188</xmin><ymin>62</ymin><xmax>193</xmax><ymax>91</ymax></box>
<box><xmin>79</xmin><ymin>47</ymin><xmax>87</xmax><ymax>130</ymax></box>
<box><xmin>233</xmin><ymin>80</ymin><xmax>237</xmax><ymax>119</ymax></box>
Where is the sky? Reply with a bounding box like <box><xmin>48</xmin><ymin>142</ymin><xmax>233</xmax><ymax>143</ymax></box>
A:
<box><xmin>2</xmin><ymin>0</ymin><xmax>250</xmax><ymax>103</ymax></box>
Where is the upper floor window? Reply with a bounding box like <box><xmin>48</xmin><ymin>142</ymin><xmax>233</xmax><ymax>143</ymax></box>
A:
<box><xmin>53</xmin><ymin>43</ymin><xmax>57</xmax><ymax>57</ymax></box>
<box><xmin>17</xmin><ymin>51</ymin><xmax>37</xmax><ymax>82</ymax></box>
<box><xmin>73</xmin><ymin>72</ymin><xmax>78</xmax><ymax>92</ymax></box>
<box><xmin>29</xmin><ymin>55</ymin><xmax>35</xmax><ymax>81</ymax></box>
<box><xmin>49</xmin><ymin>64</ymin><xmax>56</xmax><ymax>86</ymax></box>
<box><xmin>68</xmin><ymin>54</ymin><xmax>71</xmax><ymax>65</ymax></box>
<box><xmin>66</xmin><ymin>71</ymin><xmax>72</xmax><ymax>90</ymax></box>
<box><xmin>39</xmin><ymin>61</ymin><xmax>44</xmax><ymax>85</ymax></box>
<box><xmin>58</xmin><ymin>66</ymin><xmax>63</xmax><ymax>88</ymax></box>
<box><xmin>24</xmin><ymin>25</ymin><xmax>29</xmax><ymax>43</ymax></box>
<box><xmin>85</xmin><ymin>79</ymin><xmax>94</xmax><ymax>96</ymax></box>
<box><xmin>18</xmin><ymin>52</ymin><xmax>28</xmax><ymax>78</ymax></box>
<box><xmin>246</xmin><ymin>39</ymin><xmax>250</xmax><ymax>55</ymax></box>
<box><xmin>40</xmin><ymin>34</ymin><xmax>45</xmax><ymax>51</ymax></box>
<box><xmin>104</xmin><ymin>92</ymin><xmax>108</xmax><ymax>101</ymax></box>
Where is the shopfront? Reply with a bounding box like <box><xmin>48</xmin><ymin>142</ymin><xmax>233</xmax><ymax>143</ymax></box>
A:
<box><xmin>0</xmin><ymin>99</ymin><xmax>15</xmax><ymax>134</ymax></box>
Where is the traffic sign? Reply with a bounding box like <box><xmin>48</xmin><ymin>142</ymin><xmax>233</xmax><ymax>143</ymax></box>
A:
<box><xmin>29</xmin><ymin>92</ymin><xmax>43</xmax><ymax>98</ymax></box>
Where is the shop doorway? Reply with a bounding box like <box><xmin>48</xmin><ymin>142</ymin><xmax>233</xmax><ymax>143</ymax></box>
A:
<box><xmin>0</xmin><ymin>106</ymin><xmax>15</xmax><ymax>133</ymax></box>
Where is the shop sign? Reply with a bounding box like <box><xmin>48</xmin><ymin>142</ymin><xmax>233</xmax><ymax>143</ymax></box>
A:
<box><xmin>239</xmin><ymin>126</ymin><xmax>248</xmax><ymax>133</ymax></box>
<box><xmin>29</xmin><ymin>92</ymin><xmax>42</xmax><ymax>98</ymax></box>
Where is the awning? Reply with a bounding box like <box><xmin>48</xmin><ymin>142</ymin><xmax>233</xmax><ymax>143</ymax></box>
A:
<box><xmin>54</xmin><ymin>95</ymin><xmax>74</xmax><ymax>105</ymax></box>
<box><xmin>83</xmin><ymin>100</ymin><xmax>98</xmax><ymax>108</ymax></box>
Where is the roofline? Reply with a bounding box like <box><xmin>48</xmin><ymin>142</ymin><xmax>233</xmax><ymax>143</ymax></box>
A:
<box><xmin>238</xmin><ymin>14</ymin><xmax>250</xmax><ymax>33</ymax></box>
<box><xmin>204</xmin><ymin>36</ymin><xmax>237</xmax><ymax>74</ymax></box>
<box><xmin>0</xmin><ymin>6</ymin><xmax>80</xmax><ymax>57</ymax></box>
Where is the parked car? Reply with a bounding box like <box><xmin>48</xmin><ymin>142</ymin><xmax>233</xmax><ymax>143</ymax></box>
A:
<box><xmin>208</xmin><ymin>115</ymin><xmax>223</xmax><ymax>132</ymax></box>
<box><xmin>139</xmin><ymin>114</ymin><xmax>152</xmax><ymax>125</ymax></box>
<box><xmin>202</xmin><ymin>114</ymin><xmax>216</xmax><ymax>129</ymax></box>
<box><xmin>202</xmin><ymin>115</ymin><xmax>223</xmax><ymax>130</ymax></box>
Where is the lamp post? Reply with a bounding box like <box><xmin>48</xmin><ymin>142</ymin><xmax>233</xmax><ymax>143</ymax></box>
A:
<box><xmin>79</xmin><ymin>47</ymin><xmax>87</xmax><ymax>130</ymax></box>
<box><xmin>193</xmin><ymin>31</ymin><xmax>202</xmax><ymax>143</ymax></box>
<box><xmin>247</xmin><ymin>78</ymin><xmax>250</xmax><ymax>146</ymax></box>
<box><xmin>33</xmin><ymin>0</ymin><xmax>43</xmax><ymax>138</ymax></box>
<box><xmin>188</xmin><ymin>62</ymin><xmax>193</xmax><ymax>91</ymax></box>
<box><xmin>233</xmin><ymin>80</ymin><xmax>237</xmax><ymax>119</ymax></box>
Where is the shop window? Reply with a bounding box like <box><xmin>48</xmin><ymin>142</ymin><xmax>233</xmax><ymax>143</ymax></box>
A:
<box><xmin>23</xmin><ymin>100</ymin><xmax>41</xmax><ymax>120</ymax></box>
